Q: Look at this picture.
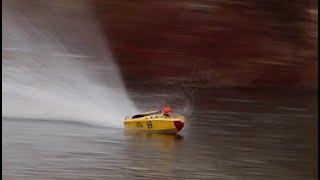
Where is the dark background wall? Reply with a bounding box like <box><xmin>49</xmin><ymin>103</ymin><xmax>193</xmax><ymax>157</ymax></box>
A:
<box><xmin>93</xmin><ymin>0</ymin><xmax>317</xmax><ymax>90</ymax></box>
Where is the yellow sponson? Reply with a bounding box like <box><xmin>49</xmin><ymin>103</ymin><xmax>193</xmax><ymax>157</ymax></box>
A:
<box><xmin>123</xmin><ymin>111</ymin><xmax>185</xmax><ymax>134</ymax></box>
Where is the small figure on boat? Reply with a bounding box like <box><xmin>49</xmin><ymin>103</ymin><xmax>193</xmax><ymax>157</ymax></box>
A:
<box><xmin>161</xmin><ymin>105</ymin><xmax>172</xmax><ymax>117</ymax></box>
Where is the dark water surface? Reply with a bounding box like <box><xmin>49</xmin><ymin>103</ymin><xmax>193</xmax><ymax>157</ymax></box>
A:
<box><xmin>3</xmin><ymin>89</ymin><xmax>317</xmax><ymax>180</ymax></box>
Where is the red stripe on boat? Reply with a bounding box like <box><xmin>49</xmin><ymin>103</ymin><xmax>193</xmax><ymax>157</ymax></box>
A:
<box><xmin>174</xmin><ymin>120</ymin><xmax>184</xmax><ymax>130</ymax></box>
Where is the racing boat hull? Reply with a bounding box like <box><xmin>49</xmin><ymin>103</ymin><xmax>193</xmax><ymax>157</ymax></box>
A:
<box><xmin>123</xmin><ymin>115</ymin><xmax>185</xmax><ymax>134</ymax></box>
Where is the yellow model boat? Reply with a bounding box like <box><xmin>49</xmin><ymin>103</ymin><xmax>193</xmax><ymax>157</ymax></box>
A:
<box><xmin>123</xmin><ymin>107</ymin><xmax>186</xmax><ymax>134</ymax></box>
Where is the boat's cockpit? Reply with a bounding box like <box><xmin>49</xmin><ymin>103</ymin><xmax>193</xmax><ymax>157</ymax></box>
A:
<box><xmin>131</xmin><ymin>111</ymin><xmax>161</xmax><ymax>119</ymax></box>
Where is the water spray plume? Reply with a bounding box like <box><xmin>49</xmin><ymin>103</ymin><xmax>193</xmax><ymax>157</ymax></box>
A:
<box><xmin>2</xmin><ymin>0</ymin><xmax>139</xmax><ymax>127</ymax></box>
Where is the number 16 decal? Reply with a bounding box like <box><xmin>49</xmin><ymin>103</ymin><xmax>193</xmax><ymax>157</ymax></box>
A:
<box><xmin>146</xmin><ymin>121</ymin><xmax>153</xmax><ymax>129</ymax></box>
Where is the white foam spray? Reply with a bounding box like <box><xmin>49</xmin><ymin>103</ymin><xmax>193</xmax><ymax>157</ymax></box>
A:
<box><xmin>2</xmin><ymin>0</ymin><xmax>139</xmax><ymax>127</ymax></box>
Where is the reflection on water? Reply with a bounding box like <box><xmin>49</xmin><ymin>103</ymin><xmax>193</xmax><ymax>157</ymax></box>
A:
<box><xmin>124</xmin><ymin>130</ymin><xmax>184</xmax><ymax>141</ymax></box>
<box><xmin>3</xmin><ymin>89</ymin><xmax>317</xmax><ymax>180</ymax></box>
